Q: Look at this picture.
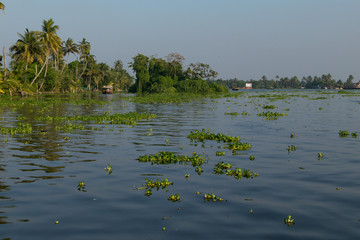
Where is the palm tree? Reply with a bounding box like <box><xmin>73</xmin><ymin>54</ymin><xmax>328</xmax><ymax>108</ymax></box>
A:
<box><xmin>77</xmin><ymin>38</ymin><xmax>91</xmax><ymax>81</ymax></box>
<box><xmin>60</xmin><ymin>38</ymin><xmax>79</xmax><ymax>74</ymax></box>
<box><xmin>9</xmin><ymin>29</ymin><xmax>43</xmax><ymax>70</ymax></box>
<box><xmin>0</xmin><ymin>2</ymin><xmax>5</xmax><ymax>14</ymax></box>
<box><xmin>32</xmin><ymin>19</ymin><xmax>62</xmax><ymax>88</ymax></box>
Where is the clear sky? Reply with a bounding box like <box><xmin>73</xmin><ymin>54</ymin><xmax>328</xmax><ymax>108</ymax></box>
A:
<box><xmin>1</xmin><ymin>0</ymin><xmax>360</xmax><ymax>81</ymax></box>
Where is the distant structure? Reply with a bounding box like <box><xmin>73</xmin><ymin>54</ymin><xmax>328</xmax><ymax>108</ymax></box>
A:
<box><xmin>245</xmin><ymin>82</ymin><xmax>253</xmax><ymax>89</ymax></box>
<box><xmin>232</xmin><ymin>82</ymin><xmax>253</xmax><ymax>91</ymax></box>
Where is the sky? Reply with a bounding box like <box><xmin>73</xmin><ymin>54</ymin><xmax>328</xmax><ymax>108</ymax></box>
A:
<box><xmin>1</xmin><ymin>0</ymin><xmax>360</xmax><ymax>81</ymax></box>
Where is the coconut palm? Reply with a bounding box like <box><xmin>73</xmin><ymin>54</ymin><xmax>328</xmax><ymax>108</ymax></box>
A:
<box><xmin>60</xmin><ymin>38</ymin><xmax>79</xmax><ymax>74</ymax></box>
<box><xmin>0</xmin><ymin>2</ymin><xmax>5</xmax><ymax>14</ymax></box>
<box><xmin>9</xmin><ymin>29</ymin><xmax>43</xmax><ymax>70</ymax></box>
<box><xmin>77</xmin><ymin>38</ymin><xmax>91</xmax><ymax>81</ymax></box>
<box><xmin>31</xmin><ymin>19</ymin><xmax>62</xmax><ymax>87</ymax></box>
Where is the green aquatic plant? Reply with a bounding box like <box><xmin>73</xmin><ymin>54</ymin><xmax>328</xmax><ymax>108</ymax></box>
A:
<box><xmin>195</xmin><ymin>166</ymin><xmax>203</xmax><ymax>175</ymax></box>
<box><xmin>0</xmin><ymin>123</ymin><xmax>33</xmax><ymax>135</ymax></box>
<box><xmin>215</xmin><ymin>162</ymin><xmax>258</xmax><ymax>179</ymax></box>
<box><xmin>168</xmin><ymin>193</ymin><xmax>181</xmax><ymax>202</ymax></box>
<box><xmin>188</xmin><ymin>129</ymin><xmax>241</xmax><ymax>143</ymax></box>
<box><xmin>284</xmin><ymin>215</ymin><xmax>295</xmax><ymax>226</ymax></box>
<box><xmin>185</xmin><ymin>174</ymin><xmax>190</xmax><ymax>179</ymax></box>
<box><xmin>290</xmin><ymin>132</ymin><xmax>296</xmax><ymax>138</ymax></box>
<box><xmin>37</xmin><ymin>112</ymin><xmax>157</xmax><ymax>126</ymax></box>
<box><xmin>203</xmin><ymin>193</ymin><xmax>225</xmax><ymax>202</ymax></box>
<box><xmin>104</xmin><ymin>164</ymin><xmax>112</xmax><ymax>174</ymax></box>
<box><xmin>318</xmin><ymin>152</ymin><xmax>324</xmax><ymax>158</ymax></box>
<box><xmin>352</xmin><ymin>132</ymin><xmax>358</xmax><ymax>138</ymax></box>
<box><xmin>225</xmin><ymin>142</ymin><xmax>252</xmax><ymax>151</ymax></box>
<box><xmin>257</xmin><ymin>111</ymin><xmax>287</xmax><ymax>120</ymax></box>
<box><xmin>262</xmin><ymin>104</ymin><xmax>276</xmax><ymax>109</ymax></box>
<box><xmin>216</xmin><ymin>151</ymin><xmax>225</xmax><ymax>156</ymax></box>
<box><xmin>145</xmin><ymin>189</ymin><xmax>152</xmax><ymax>197</ymax></box>
<box><xmin>287</xmin><ymin>145</ymin><xmax>297</xmax><ymax>152</ymax></box>
<box><xmin>224</xmin><ymin>112</ymin><xmax>239</xmax><ymax>116</ymax></box>
<box><xmin>145</xmin><ymin>178</ymin><xmax>173</xmax><ymax>190</ymax></box>
<box><xmin>55</xmin><ymin>123</ymin><xmax>85</xmax><ymax>132</ymax></box>
<box><xmin>339</xmin><ymin>130</ymin><xmax>349</xmax><ymax>137</ymax></box>
<box><xmin>241</xmin><ymin>111</ymin><xmax>250</xmax><ymax>116</ymax></box>
<box><xmin>138</xmin><ymin>151</ymin><xmax>206</xmax><ymax>166</ymax></box>
<box><xmin>249</xmin><ymin>155</ymin><xmax>255</xmax><ymax>160</ymax></box>
<box><xmin>77</xmin><ymin>181</ymin><xmax>86</xmax><ymax>192</ymax></box>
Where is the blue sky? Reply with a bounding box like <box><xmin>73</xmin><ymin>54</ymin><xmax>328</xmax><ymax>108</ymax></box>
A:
<box><xmin>1</xmin><ymin>0</ymin><xmax>360</xmax><ymax>81</ymax></box>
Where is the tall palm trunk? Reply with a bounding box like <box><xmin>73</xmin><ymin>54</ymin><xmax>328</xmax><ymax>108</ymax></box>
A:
<box><xmin>2</xmin><ymin>47</ymin><xmax>6</xmax><ymax>80</ymax></box>
<box><xmin>60</xmin><ymin>54</ymin><xmax>71</xmax><ymax>74</ymax></box>
<box><xmin>31</xmin><ymin>57</ymin><xmax>48</xmax><ymax>85</ymax></box>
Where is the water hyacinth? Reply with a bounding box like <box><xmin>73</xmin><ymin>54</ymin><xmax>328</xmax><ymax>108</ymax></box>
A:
<box><xmin>188</xmin><ymin>129</ymin><xmax>241</xmax><ymax>143</ymax></box>
<box><xmin>138</xmin><ymin>151</ymin><xmax>206</xmax><ymax>166</ymax></box>
<box><xmin>37</xmin><ymin>112</ymin><xmax>157</xmax><ymax>126</ymax></box>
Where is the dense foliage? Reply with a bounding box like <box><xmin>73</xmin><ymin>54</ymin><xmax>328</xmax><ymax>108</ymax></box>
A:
<box><xmin>1</xmin><ymin>19</ymin><xmax>133</xmax><ymax>95</ymax></box>
<box><xmin>128</xmin><ymin>53</ymin><xmax>228</xmax><ymax>94</ymax></box>
<box><xmin>213</xmin><ymin>74</ymin><xmax>358</xmax><ymax>90</ymax></box>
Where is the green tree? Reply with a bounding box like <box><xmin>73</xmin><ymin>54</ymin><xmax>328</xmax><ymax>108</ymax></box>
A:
<box><xmin>345</xmin><ymin>74</ymin><xmax>354</xmax><ymax>88</ymax></box>
<box><xmin>78</xmin><ymin>38</ymin><xmax>91</xmax><ymax>82</ymax></box>
<box><xmin>9</xmin><ymin>29</ymin><xmax>43</xmax><ymax>70</ymax></box>
<box><xmin>60</xmin><ymin>38</ymin><xmax>79</xmax><ymax>74</ymax></box>
<box><xmin>185</xmin><ymin>62</ymin><xmax>218</xmax><ymax>81</ymax></box>
<box><xmin>129</xmin><ymin>54</ymin><xmax>150</xmax><ymax>94</ymax></box>
<box><xmin>31</xmin><ymin>19</ymin><xmax>62</xmax><ymax>88</ymax></box>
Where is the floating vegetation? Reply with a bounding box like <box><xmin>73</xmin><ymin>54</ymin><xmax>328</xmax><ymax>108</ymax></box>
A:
<box><xmin>318</xmin><ymin>152</ymin><xmax>324</xmax><ymax>159</ymax></box>
<box><xmin>224</xmin><ymin>112</ymin><xmax>239</xmax><ymax>116</ymax></box>
<box><xmin>257</xmin><ymin>111</ymin><xmax>287</xmax><ymax>120</ymax></box>
<box><xmin>214</xmin><ymin>162</ymin><xmax>258</xmax><ymax>179</ymax></box>
<box><xmin>339</xmin><ymin>130</ymin><xmax>349</xmax><ymax>137</ymax></box>
<box><xmin>188</xmin><ymin>129</ymin><xmax>240</xmax><ymax>143</ymax></box>
<box><xmin>136</xmin><ymin>178</ymin><xmax>173</xmax><ymax>191</ymax></box>
<box><xmin>37</xmin><ymin>112</ymin><xmax>157</xmax><ymax>126</ymax></box>
<box><xmin>185</xmin><ymin>174</ymin><xmax>190</xmax><ymax>179</ymax></box>
<box><xmin>352</xmin><ymin>132</ymin><xmax>358</xmax><ymax>138</ymax></box>
<box><xmin>55</xmin><ymin>123</ymin><xmax>85</xmax><ymax>132</ymax></box>
<box><xmin>216</xmin><ymin>151</ymin><xmax>225</xmax><ymax>156</ymax></box>
<box><xmin>225</xmin><ymin>142</ymin><xmax>252</xmax><ymax>151</ymax></box>
<box><xmin>290</xmin><ymin>132</ymin><xmax>297</xmax><ymax>138</ymax></box>
<box><xmin>241</xmin><ymin>111</ymin><xmax>250</xmax><ymax>115</ymax></box>
<box><xmin>287</xmin><ymin>145</ymin><xmax>297</xmax><ymax>152</ymax></box>
<box><xmin>77</xmin><ymin>181</ymin><xmax>86</xmax><ymax>192</ymax></box>
<box><xmin>0</xmin><ymin>123</ymin><xmax>33</xmax><ymax>135</ymax></box>
<box><xmin>249</xmin><ymin>155</ymin><xmax>255</xmax><ymax>160</ymax></box>
<box><xmin>138</xmin><ymin>151</ymin><xmax>206</xmax><ymax>166</ymax></box>
<box><xmin>203</xmin><ymin>193</ymin><xmax>225</xmax><ymax>202</ymax></box>
<box><xmin>262</xmin><ymin>105</ymin><xmax>276</xmax><ymax>109</ymax></box>
<box><xmin>104</xmin><ymin>164</ymin><xmax>112</xmax><ymax>175</ymax></box>
<box><xmin>168</xmin><ymin>193</ymin><xmax>181</xmax><ymax>202</ymax></box>
<box><xmin>284</xmin><ymin>215</ymin><xmax>295</xmax><ymax>226</ymax></box>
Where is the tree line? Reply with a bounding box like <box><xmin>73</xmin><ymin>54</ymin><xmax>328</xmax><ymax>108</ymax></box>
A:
<box><xmin>213</xmin><ymin>74</ymin><xmax>357</xmax><ymax>89</ymax></box>
<box><xmin>0</xmin><ymin>18</ymin><xmax>133</xmax><ymax>95</ymax></box>
<box><xmin>128</xmin><ymin>53</ymin><xmax>227</xmax><ymax>94</ymax></box>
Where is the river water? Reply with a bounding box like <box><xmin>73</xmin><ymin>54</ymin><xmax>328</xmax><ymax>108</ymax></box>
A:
<box><xmin>0</xmin><ymin>90</ymin><xmax>359</xmax><ymax>240</ymax></box>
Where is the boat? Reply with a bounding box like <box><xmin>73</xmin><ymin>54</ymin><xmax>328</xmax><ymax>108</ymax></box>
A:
<box><xmin>102</xmin><ymin>85</ymin><xmax>113</xmax><ymax>94</ymax></box>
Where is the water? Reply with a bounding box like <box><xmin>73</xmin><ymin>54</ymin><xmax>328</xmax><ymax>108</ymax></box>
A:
<box><xmin>0</xmin><ymin>90</ymin><xmax>359</xmax><ymax>240</ymax></box>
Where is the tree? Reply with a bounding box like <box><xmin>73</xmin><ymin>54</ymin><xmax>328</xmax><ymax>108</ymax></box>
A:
<box><xmin>78</xmin><ymin>38</ymin><xmax>91</xmax><ymax>81</ymax></box>
<box><xmin>345</xmin><ymin>74</ymin><xmax>354</xmax><ymax>89</ymax></box>
<box><xmin>166</xmin><ymin>52</ymin><xmax>185</xmax><ymax>79</ymax></box>
<box><xmin>31</xmin><ymin>19</ymin><xmax>62</xmax><ymax>88</ymax></box>
<box><xmin>129</xmin><ymin>54</ymin><xmax>150</xmax><ymax>94</ymax></box>
<box><xmin>0</xmin><ymin>2</ymin><xmax>5</xmax><ymax>14</ymax></box>
<box><xmin>185</xmin><ymin>62</ymin><xmax>218</xmax><ymax>81</ymax></box>
<box><xmin>9</xmin><ymin>29</ymin><xmax>43</xmax><ymax>70</ymax></box>
<box><xmin>60</xmin><ymin>38</ymin><xmax>79</xmax><ymax>74</ymax></box>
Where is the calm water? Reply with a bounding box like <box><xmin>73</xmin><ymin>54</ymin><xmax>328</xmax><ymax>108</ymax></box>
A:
<box><xmin>0</xmin><ymin>90</ymin><xmax>359</xmax><ymax>240</ymax></box>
